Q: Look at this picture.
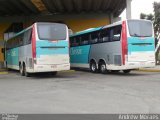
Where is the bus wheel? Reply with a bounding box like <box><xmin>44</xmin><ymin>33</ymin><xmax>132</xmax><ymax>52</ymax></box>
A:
<box><xmin>24</xmin><ymin>64</ymin><xmax>30</xmax><ymax>77</ymax></box>
<box><xmin>52</xmin><ymin>72</ymin><xmax>57</xmax><ymax>75</ymax></box>
<box><xmin>20</xmin><ymin>64</ymin><xmax>24</xmax><ymax>76</ymax></box>
<box><xmin>111</xmin><ymin>70</ymin><xmax>120</xmax><ymax>73</ymax></box>
<box><xmin>6</xmin><ymin>64</ymin><xmax>10</xmax><ymax>71</ymax></box>
<box><xmin>49</xmin><ymin>71</ymin><xmax>57</xmax><ymax>76</ymax></box>
<box><xmin>100</xmin><ymin>62</ymin><xmax>107</xmax><ymax>74</ymax></box>
<box><xmin>90</xmin><ymin>62</ymin><xmax>97</xmax><ymax>73</ymax></box>
<box><xmin>123</xmin><ymin>70</ymin><xmax>131</xmax><ymax>74</ymax></box>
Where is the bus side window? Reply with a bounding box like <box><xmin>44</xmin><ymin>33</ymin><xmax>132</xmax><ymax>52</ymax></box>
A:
<box><xmin>100</xmin><ymin>29</ymin><xmax>110</xmax><ymax>43</ymax></box>
<box><xmin>23</xmin><ymin>29</ymin><xmax>32</xmax><ymax>45</ymax></box>
<box><xmin>80</xmin><ymin>34</ymin><xmax>90</xmax><ymax>46</ymax></box>
<box><xmin>75</xmin><ymin>36</ymin><xmax>81</xmax><ymax>46</ymax></box>
<box><xmin>14</xmin><ymin>38</ymin><xmax>19</xmax><ymax>48</ymax></box>
<box><xmin>110</xmin><ymin>25</ymin><xmax>122</xmax><ymax>41</ymax></box>
<box><xmin>19</xmin><ymin>34</ymin><xmax>24</xmax><ymax>46</ymax></box>
<box><xmin>10</xmin><ymin>38</ymin><xmax>15</xmax><ymax>49</ymax></box>
<box><xmin>70</xmin><ymin>36</ymin><xmax>80</xmax><ymax>47</ymax></box>
<box><xmin>91</xmin><ymin>32</ymin><xmax>99</xmax><ymax>44</ymax></box>
<box><xmin>70</xmin><ymin>37</ymin><xmax>76</xmax><ymax>47</ymax></box>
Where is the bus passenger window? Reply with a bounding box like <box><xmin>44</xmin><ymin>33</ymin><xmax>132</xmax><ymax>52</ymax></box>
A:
<box><xmin>70</xmin><ymin>37</ymin><xmax>74</xmax><ymax>47</ymax></box>
<box><xmin>23</xmin><ymin>30</ymin><xmax>32</xmax><ymax>45</ymax></box>
<box><xmin>80</xmin><ymin>34</ymin><xmax>90</xmax><ymax>45</ymax></box>
<box><xmin>111</xmin><ymin>25</ymin><xmax>122</xmax><ymax>41</ymax></box>
<box><xmin>91</xmin><ymin>32</ymin><xmax>99</xmax><ymax>44</ymax></box>
<box><xmin>70</xmin><ymin>37</ymin><xmax>80</xmax><ymax>47</ymax></box>
<box><xmin>100</xmin><ymin>29</ymin><xmax>110</xmax><ymax>43</ymax></box>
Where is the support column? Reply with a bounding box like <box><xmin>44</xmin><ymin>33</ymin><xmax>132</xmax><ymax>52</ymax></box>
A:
<box><xmin>126</xmin><ymin>0</ymin><xmax>132</xmax><ymax>19</ymax></box>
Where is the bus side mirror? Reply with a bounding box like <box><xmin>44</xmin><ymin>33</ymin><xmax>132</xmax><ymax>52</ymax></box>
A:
<box><xmin>1</xmin><ymin>48</ymin><xmax>4</xmax><ymax>53</ymax></box>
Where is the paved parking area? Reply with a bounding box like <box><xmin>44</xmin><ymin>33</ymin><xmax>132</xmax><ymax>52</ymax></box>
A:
<box><xmin>0</xmin><ymin>70</ymin><xmax>160</xmax><ymax>113</ymax></box>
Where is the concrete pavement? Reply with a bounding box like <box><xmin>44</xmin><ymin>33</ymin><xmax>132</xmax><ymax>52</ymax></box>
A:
<box><xmin>0</xmin><ymin>70</ymin><xmax>160</xmax><ymax>113</ymax></box>
<box><xmin>139</xmin><ymin>65</ymin><xmax>160</xmax><ymax>72</ymax></box>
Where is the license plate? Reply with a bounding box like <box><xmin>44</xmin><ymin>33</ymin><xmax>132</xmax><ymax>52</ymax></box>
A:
<box><xmin>140</xmin><ymin>62</ymin><xmax>145</xmax><ymax>65</ymax></box>
<box><xmin>51</xmin><ymin>65</ymin><xmax>57</xmax><ymax>68</ymax></box>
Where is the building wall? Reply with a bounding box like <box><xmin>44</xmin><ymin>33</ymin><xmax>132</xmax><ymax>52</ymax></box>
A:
<box><xmin>0</xmin><ymin>23</ymin><xmax>11</xmax><ymax>62</ymax></box>
<box><xmin>65</xmin><ymin>18</ymin><xmax>110</xmax><ymax>32</ymax></box>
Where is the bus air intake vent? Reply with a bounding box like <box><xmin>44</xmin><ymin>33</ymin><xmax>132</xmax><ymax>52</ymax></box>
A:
<box><xmin>114</xmin><ymin>55</ymin><xmax>122</xmax><ymax>66</ymax></box>
<box><xmin>29</xmin><ymin>58</ymin><xmax>33</xmax><ymax>68</ymax></box>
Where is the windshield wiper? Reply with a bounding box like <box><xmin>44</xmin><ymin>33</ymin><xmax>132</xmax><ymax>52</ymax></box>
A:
<box><xmin>133</xmin><ymin>33</ymin><xmax>140</xmax><ymax>37</ymax></box>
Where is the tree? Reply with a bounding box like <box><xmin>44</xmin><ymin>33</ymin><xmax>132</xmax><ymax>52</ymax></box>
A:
<box><xmin>140</xmin><ymin>2</ymin><xmax>160</xmax><ymax>37</ymax></box>
<box><xmin>147</xmin><ymin>14</ymin><xmax>154</xmax><ymax>21</ymax></box>
<box><xmin>140</xmin><ymin>13</ymin><xmax>147</xmax><ymax>19</ymax></box>
<box><xmin>153</xmin><ymin>2</ymin><xmax>160</xmax><ymax>64</ymax></box>
<box><xmin>153</xmin><ymin>2</ymin><xmax>160</xmax><ymax>37</ymax></box>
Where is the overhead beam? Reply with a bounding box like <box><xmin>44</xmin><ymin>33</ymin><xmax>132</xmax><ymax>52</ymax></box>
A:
<box><xmin>53</xmin><ymin>0</ymin><xmax>64</xmax><ymax>13</ymax></box>
<box><xmin>62</xmin><ymin>0</ymin><xmax>73</xmax><ymax>12</ymax></box>
<box><xmin>41</xmin><ymin>0</ymin><xmax>57</xmax><ymax>13</ymax></box>
<box><xmin>0</xmin><ymin>0</ymin><xmax>126</xmax><ymax>17</ymax></box>
<box><xmin>20</xmin><ymin>0</ymin><xmax>40</xmax><ymax>14</ymax></box>
<box><xmin>31</xmin><ymin>0</ymin><xmax>47</xmax><ymax>12</ymax></box>
<box><xmin>73</xmin><ymin>0</ymin><xmax>82</xmax><ymax>13</ymax></box>
<box><xmin>8</xmin><ymin>0</ymin><xmax>30</xmax><ymax>15</ymax></box>
<box><xmin>84</xmin><ymin>0</ymin><xmax>92</xmax><ymax>12</ymax></box>
<box><xmin>0</xmin><ymin>13</ymin><xmax>110</xmax><ymax>23</ymax></box>
<box><xmin>0</xmin><ymin>0</ymin><xmax>21</xmax><ymax>15</ymax></box>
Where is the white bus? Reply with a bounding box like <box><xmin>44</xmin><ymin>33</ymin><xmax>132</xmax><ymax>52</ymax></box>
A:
<box><xmin>5</xmin><ymin>22</ymin><xmax>70</xmax><ymax>76</ymax></box>
<box><xmin>70</xmin><ymin>19</ymin><xmax>155</xmax><ymax>74</ymax></box>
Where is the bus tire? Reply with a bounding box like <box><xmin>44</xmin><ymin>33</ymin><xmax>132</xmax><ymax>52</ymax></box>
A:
<box><xmin>99</xmin><ymin>62</ymin><xmax>107</xmax><ymax>74</ymax></box>
<box><xmin>111</xmin><ymin>70</ymin><xmax>120</xmax><ymax>73</ymax></box>
<box><xmin>20</xmin><ymin>63</ymin><xmax>24</xmax><ymax>76</ymax></box>
<box><xmin>52</xmin><ymin>72</ymin><xmax>57</xmax><ymax>75</ymax></box>
<box><xmin>24</xmin><ymin>63</ymin><xmax>30</xmax><ymax>77</ymax></box>
<box><xmin>90</xmin><ymin>61</ymin><xmax>97</xmax><ymax>73</ymax></box>
<box><xmin>123</xmin><ymin>70</ymin><xmax>131</xmax><ymax>74</ymax></box>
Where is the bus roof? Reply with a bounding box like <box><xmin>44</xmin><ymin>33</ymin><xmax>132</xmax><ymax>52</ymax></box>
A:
<box><xmin>6</xmin><ymin>25</ymin><xmax>32</xmax><ymax>41</ymax></box>
<box><xmin>69</xmin><ymin>21</ymin><xmax>123</xmax><ymax>37</ymax></box>
<box><xmin>70</xmin><ymin>19</ymin><xmax>153</xmax><ymax>38</ymax></box>
<box><xmin>6</xmin><ymin>22</ymin><xmax>68</xmax><ymax>41</ymax></box>
<box><xmin>70</xmin><ymin>27</ymin><xmax>102</xmax><ymax>37</ymax></box>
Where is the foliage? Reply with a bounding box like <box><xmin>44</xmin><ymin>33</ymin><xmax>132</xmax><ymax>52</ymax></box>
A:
<box><xmin>140</xmin><ymin>2</ymin><xmax>160</xmax><ymax>37</ymax></box>
<box><xmin>153</xmin><ymin>2</ymin><xmax>160</xmax><ymax>36</ymax></box>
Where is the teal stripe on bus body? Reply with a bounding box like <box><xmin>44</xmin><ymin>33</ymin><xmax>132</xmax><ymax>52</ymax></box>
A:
<box><xmin>70</xmin><ymin>45</ymin><xmax>91</xmax><ymax>64</ymax></box>
<box><xmin>6</xmin><ymin>48</ymin><xmax>19</xmax><ymax>66</ymax></box>
<box><xmin>36</xmin><ymin>40</ymin><xmax>69</xmax><ymax>58</ymax></box>
<box><xmin>128</xmin><ymin>37</ymin><xmax>155</xmax><ymax>54</ymax></box>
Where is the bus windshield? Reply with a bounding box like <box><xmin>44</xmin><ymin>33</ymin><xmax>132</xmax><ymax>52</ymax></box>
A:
<box><xmin>128</xmin><ymin>20</ymin><xmax>153</xmax><ymax>37</ymax></box>
<box><xmin>37</xmin><ymin>23</ymin><xmax>67</xmax><ymax>40</ymax></box>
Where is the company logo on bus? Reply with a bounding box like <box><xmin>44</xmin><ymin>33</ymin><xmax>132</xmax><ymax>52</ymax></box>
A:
<box><xmin>70</xmin><ymin>48</ymin><xmax>82</xmax><ymax>55</ymax></box>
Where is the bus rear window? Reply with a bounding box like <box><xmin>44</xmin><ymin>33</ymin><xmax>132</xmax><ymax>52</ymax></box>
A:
<box><xmin>128</xmin><ymin>20</ymin><xmax>153</xmax><ymax>37</ymax></box>
<box><xmin>37</xmin><ymin>23</ymin><xmax>67</xmax><ymax>40</ymax></box>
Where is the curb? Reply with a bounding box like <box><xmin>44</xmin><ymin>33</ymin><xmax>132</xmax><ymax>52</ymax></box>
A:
<box><xmin>0</xmin><ymin>69</ymin><xmax>8</xmax><ymax>74</ymax></box>
<box><xmin>60</xmin><ymin>70</ymin><xmax>75</xmax><ymax>73</ymax></box>
<box><xmin>137</xmin><ymin>69</ymin><xmax>160</xmax><ymax>72</ymax></box>
<box><xmin>0</xmin><ymin>71</ymin><xmax>8</xmax><ymax>74</ymax></box>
